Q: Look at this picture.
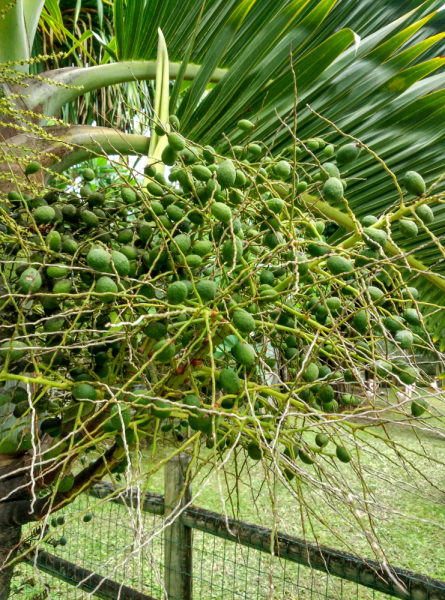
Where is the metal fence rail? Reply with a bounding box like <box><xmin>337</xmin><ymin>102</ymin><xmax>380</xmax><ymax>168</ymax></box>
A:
<box><xmin>15</xmin><ymin>455</ymin><xmax>445</xmax><ymax>600</ymax></box>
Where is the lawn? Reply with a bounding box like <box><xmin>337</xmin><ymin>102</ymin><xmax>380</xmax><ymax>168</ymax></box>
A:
<box><xmin>11</xmin><ymin>389</ymin><xmax>445</xmax><ymax>600</ymax></box>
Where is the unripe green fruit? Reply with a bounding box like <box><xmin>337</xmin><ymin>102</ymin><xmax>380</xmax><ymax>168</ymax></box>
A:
<box><xmin>263</xmin><ymin>230</ymin><xmax>284</xmax><ymax>250</ymax></box>
<box><xmin>167</xmin><ymin>281</ymin><xmax>188</xmax><ymax>304</ymax></box>
<box><xmin>167</xmin><ymin>205</ymin><xmax>185</xmax><ymax>222</ymax></box>
<box><xmin>151</xmin><ymin>399</ymin><xmax>171</xmax><ymax>419</ymax></box>
<box><xmin>185</xmin><ymin>254</ymin><xmax>202</xmax><ymax>269</ymax></box>
<box><xmin>193</xmin><ymin>240</ymin><xmax>213</xmax><ymax>257</ymax></box>
<box><xmin>47</xmin><ymin>265</ymin><xmax>69</xmax><ymax>278</ymax></box>
<box><xmin>361</xmin><ymin>215</ymin><xmax>377</xmax><ymax>227</ymax></box>
<box><xmin>110</xmin><ymin>402</ymin><xmax>131</xmax><ymax>431</ymax></box>
<box><xmin>266</xmin><ymin>198</ymin><xmax>284</xmax><ymax>215</ymax></box>
<box><xmin>232</xmin><ymin>308</ymin><xmax>255</xmax><ymax>334</ymax></box>
<box><xmin>395</xmin><ymin>330</ymin><xmax>413</xmax><ymax>349</ymax></box>
<box><xmin>336</xmin><ymin>143</ymin><xmax>360</xmax><ymax>165</ymax></box>
<box><xmin>138</xmin><ymin>223</ymin><xmax>153</xmax><ymax>243</ymax></box>
<box><xmin>161</xmin><ymin>145</ymin><xmax>178</xmax><ymax>166</ymax></box>
<box><xmin>396</xmin><ymin>364</ymin><xmax>418</xmax><ymax>385</ymax></box>
<box><xmin>121</xmin><ymin>187</ymin><xmax>137</xmax><ymax>204</ymax></box>
<box><xmin>319</xmin><ymin>162</ymin><xmax>340</xmax><ymax>182</ymax></box>
<box><xmin>82</xmin><ymin>168</ymin><xmax>95</xmax><ymax>181</ymax></box>
<box><xmin>196</xmin><ymin>280</ymin><xmax>217</xmax><ymax>302</ymax></box>
<box><xmin>111</xmin><ymin>251</ymin><xmax>130</xmax><ymax>277</ymax></box>
<box><xmin>57</xmin><ymin>474</ymin><xmax>75</xmax><ymax>492</ymax></box>
<box><xmin>222</xmin><ymin>237</ymin><xmax>243</xmax><ymax>263</ymax></box>
<box><xmin>46</xmin><ymin>230</ymin><xmax>61</xmax><ymax>251</ymax></box>
<box><xmin>355</xmin><ymin>249</ymin><xmax>379</xmax><ymax>268</ymax></box>
<box><xmin>169</xmin><ymin>115</ymin><xmax>180</xmax><ymax>130</ymax></box>
<box><xmin>80</xmin><ymin>210</ymin><xmax>99</xmax><ymax>228</ymax></box>
<box><xmin>403</xmin><ymin>308</ymin><xmax>420</xmax><ymax>326</ymax></box>
<box><xmin>232</xmin><ymin>342</ymin><xmax>255</xmax><ymax>367</ymax></box>
<box><xmin>363</xmin><ymin>227</ymin><xmax>387</xmax><ymax>250</ymax></box>
<box><xmin>307</xmin><ymin>242</ymin><xmax>329</xmax><ymax>257</ymax></box>
<box><xmin>399</xmin><ymin>219</ymin><xmax>418</xmax><ymax>238</ymax></box>
<box><xmin>95</xmin><ymin>276</ymin><xmax>118</xmax><ymax>302</ymax></box>
<box><xmin>415</xmin><ymin>204</ymin><xmax>434</xmax><ymax>225</ymax></box>
<box><xmin>117</xmin><ymin>229</ymin><xmax>133</xmax><ymax>244</ymax></box>
<box><xmin>296</xmin><ymin>181</ymin><xmax>308</xmax><ymax>194</ymax></box>
<box><xmin>192</xmin><ymin>165</ymin><xmax>212</xmax><ymax>182</ymax></box>
<box><xmin>211</xmin><ymin>202</ymin><xmax>232</xmax><ymax>223</ymax></box>
<box><xmin>72</xmin><ymin>383</ymin><xmax>96</xmax><ymax>401</ymax></box>
<box><xmin>366</xmin><ymin>286</ymin><xmax>384</xmax><ymax>303</ymax></box>
<box><xmin>145</xmin><ymin>321</ymin><xmax>167</xmax><ymax>340</ymax></box>
<box><xmin>168</xmin><ymin>132</ymin><xmax>186</xmax><ymax>152</ymax></box>
<box><xmin>402</xmin><ymin>286</ymin><xmax>419</xmax><ymax>301</ymax></box>
<box><xmin>323</xmin><ymin>177</ymin><xmax>343</xmax><ymax>202</ymax></box>
<box><xmin>353</xmin><ymin>310</ymin><xmax>368</xmax><ymax>333</ymax></box>
<box><xmin>273</xmin><ymin>160</ymin><xmax>291</xmax><ymax>180</ymax></box>
<box><xmin>20</xmin><ymin>268</ymin><xmax>42</xmax><ymax>293</ymax></box>
<box><xmin>153</xmin><ymin>340</ymin><xmax>176</xmax><ymax>363</ymax></box>
<box><xmin>336</xmin><ymin>446</ymin><xmax>351</xmax><ymax>463</ymax></box>
<box><xmin>306</xmin><ymin>139</ymin><xmax>319</xmax><ymax>151</ymax></box>
<box><xmin>220</xmin><ymin>368</ymin><xmax>241</xmax><ymax>395</ymax></box>
<box><xmin>53</xmin><ymin>279</ymin><xmax>72</xmax><ymax>294</ymax></box>
<box><xmin>34</xmin><ymin>206</ymin><xmax>55</xmax><ymax>224</ymax></box>
<box><xmin>411</xmin><ymin>398</ymin><xmax>427</xmax><ymax>417</ymax></box>
<box><xmin>147</xmin><ymin>182</ymin><xmax>164</xmax><ymax>197</ymax></box>
<box><xmin>326</xmin><ymin>256</ymin><xmax>353</xmax><ymax>276</ymax></box>
<box><xmin>303</xmin><ymin>362</ymin><xmax>319</xmax><ymax>382</ymax></box>
<box><xmin>87</xmin><ymin>248</ymin><xmax>110</xmax><ymax>272</ymax></box>
<box><xmin>315</xmin><ymin>433</ymin><xmax>329</xmax><ymax>447</ymax></box>
<box><xmin>285</xmin><ymin>347</ymin><xmax>298</xmax><ymax>360</ymax></box>
<box><xmin>238</xmin><ymin>119</ymin><xmax>254</xmax><ymax>133</ymax></box>
<box><xmin>326</xmin><ymin>297</ymin><xmax>341</xmax><ymax>311</ymax></box>
<box><xmin>25</xmin><ymin>161</ymin><xmax>41</xmax><ymax>175</ymax></box>
<box><xmin>404</xmin><ymin>171</ymin><xmax>425</xmax><ymax>196</ymax></box>
<box><xmin>383</xmin><ymin>315</ymin><xmax>404</xmax><ymax>332</ymax></box>
<box><xmin>247</xmin><ymin>442</ymin><xmax>262</xmax><ymax>460</ymax></box>
<box><xmin>216</xmin><ymin>159</ymin><xmax>236</xmax><ymax>189</ymax></box>
<box><xmin>323</xmin><ymin>145</ymin><xmax>335</xmax><ymax>158</ymax></box>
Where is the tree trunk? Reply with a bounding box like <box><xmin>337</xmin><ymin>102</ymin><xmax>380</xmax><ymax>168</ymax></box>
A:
<box><xmin>0</xmin><ymin>524</ymin><xmax>21</xmax><ymax>600</ymax></box>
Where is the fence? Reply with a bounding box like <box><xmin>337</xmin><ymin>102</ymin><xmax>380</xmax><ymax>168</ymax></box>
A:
<box><xmin>15</xmin><ymin>454</ymin><xmax>445</xmax><ymax>600</ymax></box>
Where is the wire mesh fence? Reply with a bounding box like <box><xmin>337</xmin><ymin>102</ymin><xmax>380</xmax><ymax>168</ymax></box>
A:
<box><xmin>12</xmin><ymin>478</ymin><xmax>445</xmax><ymax>600</ymax></box>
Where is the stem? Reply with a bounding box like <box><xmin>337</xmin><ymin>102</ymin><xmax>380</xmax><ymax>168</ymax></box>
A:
<box><xmin>23</xmin><ymin>0</ymin><xmax>45</xmax><ymax>50</ymax></box>
<box><xmin>23</xmin><ymin>61</ymin><xmax>228</xmax><ymax>119</ymax></box>
<box><xmin>0</xmin><ymin>0</ymin><xmax>29</xmax><ymax>73</ymax></box>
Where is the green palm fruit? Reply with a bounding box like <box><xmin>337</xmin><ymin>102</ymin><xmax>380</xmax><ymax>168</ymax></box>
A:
<box><xmin>216</xmin><ymin>159</ymin><xmax>236</xmax><ymax>189</ymax></box>
<box><xmin>192</xmin><ymin>165</ymin><xmax>212</xmax><ymax>182</ymax></box>
<box><xmin>19</xmin><ymin>268</ymin><xmax>42</xmax><ymax>293</ymax></box>
<box><xmin>138</xmin><ymin>223</ymin><xmax>152</xmax><ymax>243</ymax></box>
<box><xmin>319</xmin><ymin>162</ymin><xmax>340</xmax><ymax>182</ymax></box>
<box><xmin>34</xmin><ymin>206</ymin><xmax>55</xmax><ymax>224</ymax></box>
<box><xmin>117</xmin><ymin>229</ymin><xmax>133</xmax><ymax>244</ymax></box>
<box><xmin>361</xmin><ymin>215</ymin><xmax>377</xmax><ymax>227</ymax></box>
<box><xmin>80</xmin><ymin>210</ymin><xmax>99</xmax><ymax>228</ymax></box>
<box><xmin>87</xmin><ymin>248</ymin><xmax>110</xmax><ymax>272</ymax></box>
<box><xmin>399</xmin><ymin>219</ymin><xmax>418</xmax><ymax>237</ymax></box>
<box><xmin>326</xmin><ymin>297</ymin><xmax>341</xmax><ymax>311</ymax></box>
<box><xmin>307</xmin><ymin>242</ymin><xmax>329</xmax><ymax>257</ymax></box>
<box><xmin>323</xmin><ymin>177</ymin><xmax>343</xmax><ymax>202</ymax></box>
<box><xmin>273</xmin><ymin>161</ymin><xmax>291</xmax><ymax>180</ymax></box>
<box><xmin>171</xmin><ymin>234</ymin><xmax>191</xmax><ymax>255</ymax></box>
<box><xmin>232</xmin><ymin>308</ymin><xmax>255</xmax><ymax>334</ymax></box>
<box><xmin>88</xmin><ymin>192</ymin><xmax>105</xmax><ymax>207</ymax></box>
<box><xmin>232</xmin><ymin>342</ymin><xmax>255</xmax><ymax>367</ymax></box>
<box><xmin>82</xmin><ymin>168</ymin><xmax>95</xmax><ymax>181</ymax></box>
<box><xmin>53</xmin><ymin>279</ymin><xmax>72</xmax><ymax>294</ymax></box>
<box><xmin>415</xmin><ymin>204</ymin><xmax>434</xmax><ymax>225</ymax></box>
<box><xmin>259</xmin><ymin>270</ymin><xmax>275</xmax><ymax>286</ymax></box>
<box><xmin>47</xmin><ymin>230</ymin><xmax>61</xmax><ymax>251</ymax></box>
<box><xmin>303</xmin><ymin>362</ymin><xmax>319</xmax><ymax>382</ymax></box>
<box><xmin>263</xmin><ymin>230</ymin><xmax>284</xmax><ymax>250</ymax></box>
<box><xmin>95</xmin><ymin>276</ymin><xmax>118</xmax><ymax>302</ymax></box>
<box><xmin>168</xmin><ymin>132</ymin><xmax>186</xmax><ymax>152</ymax></box>
<box><xmin>353</xmin><ymin>310</ymin><xmax>368</xmax><ymax>332</ymax></box>
<box><xmin>395</xmin><ymin>330</ymin><xmax>413</xmax><ymax>349</ymax></box>
<box><xmin>147</xmin><ymin>182</ymin><xmax>164</xmax><ymax>197</ymax></box>
<box><xmin>25</xmin><ymin>161</ymin><xmax>41</xmax><ymax>175</ymax></box>
<box><xmin>150</xmin><ymin>201</ymin><xmax>164</xmax><ymax>216</ymax></box>
<box><xmin>296</xmin><ymin>181</ymin><xmax>308</xmax><ymax>194</ymax></box>
<box><xmin>363</xmin><ymin>227</ymin><xmax>387</xmax><ymax>250</ymax></box>
<box><xmin>355</xmin><ymin>249</ymin><xmax>379</xmax><ymax>267</ymax></box>
<box><xmin>336</xmin><ymin>143</ymin><xmax>360</xmax><ymax>165</ymax></box>
<box><xmin>315</xmin><ymin>433</ymin><xmax>329</xmax><ymax>447</ymax></box>
<box><xmin>196</xmin><ymin>280</ymin><xmax>217</xmax><ymax>302</ymax></box>
<box><xmin>167</xmin><ymin>281</ymin><xmax>188</xmax><ymax>304</ymax></box>
<box><xmin>57</xmin><ymin>474</ymin><xmax>75</xmax><ymax>492</ymax></box>
<box><xmin>13</xmin><ymin>401</ymin><xmax>29</xmax><ymax>419</ymax></box>
<box><xmin>185</xmin><ymin>254</ymin><xmax>202</xmax><ymax>268</ymax></box>
<box><xmin>145</xmin><ymin>321</ymin><xmax>167</xmax><ymax>340</ymax></box>
<box><xmin>179</xmin><ymin>147</ymin><xmax>199</xmax><ymax>165</ymax></box>
<box><xmin>220</xmin><ymin>368</ymin><xmax>241</xmax><ymax>395</ymax></box>
<box><xmin>285</xmin><ymin>335</ymin><xmax>297</xmax><ymax>348</ymax></box>
<box><xmin>383</xmin><ymin>315</ymin><xmax>404</xmax><ymax>332</ymax></box>
<box><xmin>161</xmin><ymin>145</ymin><xmax>178</xmax><ymax>166</ymax></box>
<box><xmin>121</xmin><ymin>187</ymin><xmax>137</xmax><ymax>204</ymax></box>
<box><xmin>402</xmin><ymin>286</ymin><xmax>419</xmax><ymax>300</ymax></box>
<box><xmin>72</xmin><ymin>383</ymin><xmax>96</xmax><ymax>401</ymax></box>
<box><xmin>169</xmin><ymin>115</ymin><xmax>180</xmax><ymax>130</ymax></box>
<box><xmin>326</xmin><ymin>256</ymin><xmax>353</xmax><ymax>276</ymax></box>
<box><xmin>285</xmin><ymin>347</ymin><xmax>298</xmax><ymax>360</ymax></box>
<box><xmin>323</xmin><ymin>145</ymin><xmax>335</xmax><ymax>158</ymax></box>
<box><xmin>193</xmin><ymin>240</ymin><xmax>213</xmax><ymax>257</ymax></box>
<box><xmin>411</xmin><ymin>398</ymin><xmax>427</xmax><ymax>417</ymax></box>
<box><xmin>111</xmin><ymin>251</ymin><xmax>130</xmax><ymax>277</ymax></box>
<box><xmin>266</xmin><ymin>198</ymin><xmax>284</xmax><ymax>214</ymax></box>
<box><xmin>238</xmin><ymin>119</ymin><xmax>254</xmax><ymax>133</ymax></box>
<box><xmin>234</xmin><ymin>170</ymin><xmax>246</xmax><ymax>187</ymax></box>
<box><xmin>403</xmin><ymin>308</ymin><xmax>421</xmax><ymax>326</ymax></box>
<box><xmin>110</xmin><ymin>402</ymin><xmax>131</xmax><ymax>431</ymax></box>
<box><xmin>306</xmin><ymin>139</ymin><xmax>319</xmax><ymax>151</ymax></box>
<box><xmin>47</xmin><ymin>265</ymin><xmax>69</xmax><ymax>278</ymax></box>
<box><xmin>404</xmin><ymin>171</ymin><xmax>425</xmax><ymax>196</ymax></box>
<box><xmin>153</xmin><ymin>340</ymin><xmax>176</xmax><ymax>363</ymax></box>
<box><xmin>396</xmin><ymin>364</ymin><xmax>418</xmax><ymax>385</ymax></box>
<box><xmin>336</xmin><ymin>446</ymin><xmax>351</xmax><ymax>463</ymax></box>
<box><xmin>247</xmin><ymin>442</ymin><xmax>262</xmax><ymax>460</ymax></box>
<box><xmin>167</xmin><ymin>205</ymin><xmax>185</xmax><ymax>222</ymax></box>
<box><xmin>222</xmin><ymin>238</ymin><xmax>243</xmax><ymax>263</ymax></box>
<box><xmin>150</xmin><ymin>399</ymin><xmax>171</xmax><ymax>419</ymax></box>
<box><xmin>374</xmin><ymin>360</ymin><xmax>391</xmax><ymax>378</ymax></box>
<box><xmin>367</xmin><ymin>286</ymin><xmax>384</xmax><ymax>303</ymax></box>
<box><xmin>211</xmin><ymin>202</ymin><xmax>232</xmax><ymax>223</ymax></box>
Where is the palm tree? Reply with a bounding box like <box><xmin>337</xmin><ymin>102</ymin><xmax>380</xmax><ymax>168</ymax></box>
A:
<box><xmin>2</xmin><ymin>0</ymin><xmax>445</xmax><ymax>596</ymax></box>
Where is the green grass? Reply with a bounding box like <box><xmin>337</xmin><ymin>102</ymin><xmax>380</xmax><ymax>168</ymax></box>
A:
<box><xmin>13</xmin><ymin>390</ymin><xmax>445</xmax><ymax>599</ymax></box>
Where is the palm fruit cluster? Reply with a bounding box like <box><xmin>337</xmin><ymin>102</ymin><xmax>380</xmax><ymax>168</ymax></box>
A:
<box><xmin>0</xmin><ymin>115</ymin><xmax>437</xmax><ymax>484</ymax></box>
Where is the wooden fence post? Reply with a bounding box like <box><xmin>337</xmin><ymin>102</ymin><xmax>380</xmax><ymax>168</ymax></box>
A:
<box><xmin>164</xmin><ymin>453</ymin><xmax>193</xmax><ymax>600</ymax></box>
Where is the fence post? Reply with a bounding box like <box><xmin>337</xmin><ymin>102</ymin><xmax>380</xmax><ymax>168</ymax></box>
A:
<box><xmin>164</xmin><ymin>453</ymin><xmax>193</xmax><ymax>600</ymax></box>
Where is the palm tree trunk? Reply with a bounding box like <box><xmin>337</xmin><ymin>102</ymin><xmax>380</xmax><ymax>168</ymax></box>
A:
<box><xmin>0</xmin><ymin>525</ymin><xmax>21</xmax><ymax>600</ymax></box>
